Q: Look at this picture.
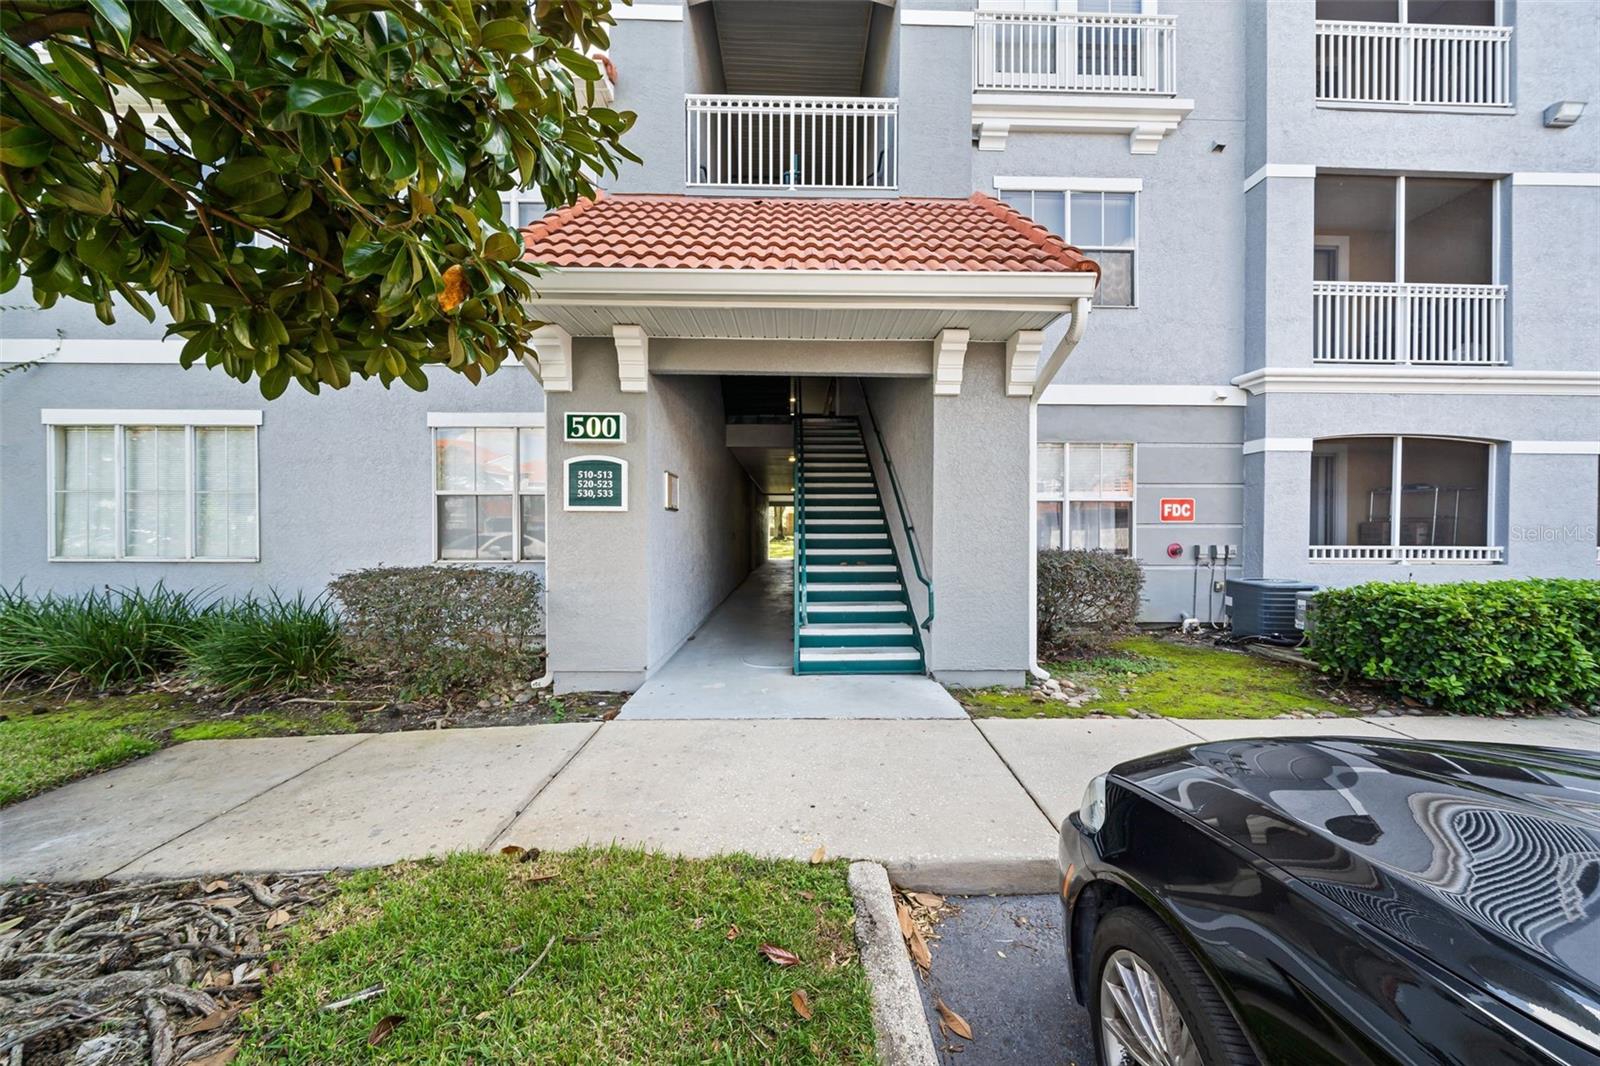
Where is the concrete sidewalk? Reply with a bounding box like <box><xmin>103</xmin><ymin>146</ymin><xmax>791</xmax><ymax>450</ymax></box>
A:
<box><xmin>4</xmin><ymin>713</ymin><xmax>1597</xmax><ymax>892</ymax></box>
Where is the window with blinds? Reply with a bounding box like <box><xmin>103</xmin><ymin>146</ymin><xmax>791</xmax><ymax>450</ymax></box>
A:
<box><xmin>50</xmin><ymin>420</ymin><xmax>259</xmax><ymax>561</ymax></box>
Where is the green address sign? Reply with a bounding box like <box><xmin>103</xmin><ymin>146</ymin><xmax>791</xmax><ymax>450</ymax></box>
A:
<box><xmin>564</xmin><ymin>456</ymin><xmax>628</xmax><ymax>512</ymax></box>
<box><xmin>564</xmin><ymin>411</ymin><xmax>627</xmax><ymax>443</ymax></box>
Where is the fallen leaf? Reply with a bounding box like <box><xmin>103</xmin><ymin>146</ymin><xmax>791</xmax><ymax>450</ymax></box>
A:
<box><xmin>0</xmin><ymin>916</ymin><xmax>23</xmax><ymax>935</ymax></box>
<box><xmin>935</xmin><ymin>999</ymin><xmax>973</xmax><ymax>1040</ymax></box>
<box><xmin>187</xmin><ymin>1041</ymin><xmax>240</xmax><ymax>1066</ymax></box>
<box><xmin>179</xmin><ymin>1007</ymin><xmax>237</xmax><ymax>1037</ymax></box>
<box><xmin>203</xmin><ymin>970</ymin><xmax>233</xmax><ymax>989</ymax></box>
<box><xmin>499</xmin><ymin>845</ymin><xmax>526</xmax><ymax>858</ymax></box>
<box><xmin>265</xmin><ymin>908</ymin><xmax>292</xmax><ymax>929</ymax></box>
<box><xmin>798</xmin><ymin>890</ymin><xmax>815</xmax><ymax>902</ymax></box>
<box><xmin>895</xmin><ymin>901</ymin><xmax>914</xmax><ymax>940</ymax></box>
<box><xmin>758</xmin><ymin>943</ymin><xmax>801</xmax><ymax>967</ymax></box>
<box><xmin>202</xmin><ymin>879</ymin><xmax>231</xmax><ymax>893</ymax></box>
<box><xmin>725</xmin><ymin>923</ymin><xmax>740</xmax><ymax>941</ymax></box>
<box><xmin>810</xmin><ymin>844</ymin><xmax>826</xmax><ymax>864</ymax></box>
<box><xmin>907</xmin><ymin>891</ymin><xmax>945</xmax><ymax>910</ymax></box>
<box><xmin>907</xmin><ymin>926</ymin><xmax>931</xmax><ymax>972</ymax></box>
<box><xmin>367</xmin><ymin>1014</ymin><xmax>405</xmax><ymax>1047</ymax></box>
<box><xmin>791</xmin><ymin>988</ymin><xmax>813</xmax><ymax>1021</ymax></box>
<box><xmin>474</xmin><ymin>1010</ymin><xmax>493</xmax><ymax>1021</ymax></box>
<box><xmin>205</xmin><ymin>895</ymin><xmax>248</xmax><ymax>910</ymax></box>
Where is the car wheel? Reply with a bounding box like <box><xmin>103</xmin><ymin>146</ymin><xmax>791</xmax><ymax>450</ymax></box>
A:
<box><xmin>1089</xmin><ymin>906</ymin><xmax>1257</xmax><ymax>1066</ymax></box>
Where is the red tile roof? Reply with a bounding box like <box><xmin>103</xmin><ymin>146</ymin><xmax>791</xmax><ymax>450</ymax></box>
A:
<box><xmin>522</xmin><ymin>192</ymin><xmax>1100</xmax><ymax>276</ymax></box>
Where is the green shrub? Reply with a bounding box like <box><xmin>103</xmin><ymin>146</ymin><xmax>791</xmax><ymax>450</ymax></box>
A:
<box><xmin>1308</xmin><ymin>579</ymin><xmax>1600</xmax><ymax>714</ymax></box>
<box><xmin>184</xmin><ymin>594</ymin><xmax>345</xmax><ymax>694</ymax></box>
<box><xmin>0</xmin><ymin>584</ymin><xmax>207</xmax><ymax>688</ymax></box>
<box><xmin>327</xmin><ymin>566</ymin><xmax>544</xmax><ymax>696</ymax></box>
<box><xmin>1037</xmin><ymin>549</ymin><xmax>1145</xmax><ymax>652</ymax></box>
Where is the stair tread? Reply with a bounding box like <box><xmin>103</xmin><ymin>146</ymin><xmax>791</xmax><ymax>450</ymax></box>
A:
<box><xmin>798</xmin><ymin>647</ymin><xmax>922</xmax><ymax>662</ymax></box>
<box><xmin>800</xmin><ymin>622</ymin><xmax>913</xmax><ymax>635</ymax></box>
<box><xmin>806</xmin><ymin>581</ymin><xmax>904</xmax><ymax>592</ymax></box>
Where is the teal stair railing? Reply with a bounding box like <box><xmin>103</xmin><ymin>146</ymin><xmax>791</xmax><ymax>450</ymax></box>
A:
<box><xmin>860</xmin><ymin>392</ymin><xmax>933</xmax><ymax>632</ymax></box>
<box><xmin>790</xmin><ymin>406</ymin><xmax>807</xmax><ymax>674</ymax></box>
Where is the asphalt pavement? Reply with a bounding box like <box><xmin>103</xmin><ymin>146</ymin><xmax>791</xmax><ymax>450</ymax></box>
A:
<box><xmin>916</xmin><ymin>894</ymin><xmax>1095</xmax><ymax>1066</ymax></box>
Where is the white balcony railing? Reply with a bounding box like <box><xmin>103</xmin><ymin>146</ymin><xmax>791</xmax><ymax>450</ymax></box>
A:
<box><xmin>973</xmin><ymin>10</ymin><xmax>1177</xmax><ymax>95</ymax></box>
<box><xmin>1312</xmin><ymin>282</ymin><xmax>1507</xmax><ymax>365</ymax></box>
<box><xmin>685</xmin><ymin>95</ymin><xmax>898</xmax><ymax>190</ymax></box>
<box><xmin>1315</xmin><ymin>20</ymin><xmax>1513</xmax><ymax>109</ymax></box>
<box><xmin>1309</xmin><ymin>545</ymin><xmax>1505</xmax><ymax>563</ymax></box>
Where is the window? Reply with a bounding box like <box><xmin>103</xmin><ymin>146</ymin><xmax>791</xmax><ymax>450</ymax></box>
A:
<box><xmin>1037</xmin><ymin>442</ymin><xmax>1134</xmax><ymax>555</ymax></box>
<box><xmin>1001</xmin><ymin>187</ymin><xmax>1137</xmax><ymax>306</ymax></box>
<box><xmin>431</xmin><ymin>417</ymin><xmax>545</xmax><ymax>562</ymax></box>
<box><xmin>1308</xmin><ymin>435</ymin><xmax>1500</xmax><ymax>562</ymax></box>
<box><xmin>45</xmin><ymin>413</ymin><xmax>260</xmax><ymax>561</ymax></box>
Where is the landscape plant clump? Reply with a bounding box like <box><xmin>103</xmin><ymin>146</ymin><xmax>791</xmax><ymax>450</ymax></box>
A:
<box><xmin>1036</xmin><ymin>549</ymin><xmax>1145</xmax><ymax>652</ymax></box>
<box><xmin>328</xmin><ymin>565</ymin><xmax>544</xmax><ymax>697</ymax></box>
<box><xmin>0</xmin><ymin>583</ymin><xmax>207</xmax><ymax>688</ymax></box>
<box><xmin>182</xmin><ymin>593</ymin><xmax>345</xmax><ymax>694</ymax></box>
<box><xmin>1308</xmin><ymin>578</ymin><xmax>1600</xmax><ymax>714</ymax></box>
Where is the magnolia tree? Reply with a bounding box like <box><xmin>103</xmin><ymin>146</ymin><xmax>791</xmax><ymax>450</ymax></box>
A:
<box><xmin>0</xmin><ymin>0</ymin><xmax>636</xmax><ymax>396</ymax></box>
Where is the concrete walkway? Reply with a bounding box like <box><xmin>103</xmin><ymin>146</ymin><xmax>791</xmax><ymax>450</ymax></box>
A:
<box><xmin>619</xmin><ymin>561</ymin><xmax>963</xmax><ymax>719</ymax></box>
<box><xmin>4</xmin><ymin>713</ymin><xmax>1597</xmax><ymax>892</ymax></box>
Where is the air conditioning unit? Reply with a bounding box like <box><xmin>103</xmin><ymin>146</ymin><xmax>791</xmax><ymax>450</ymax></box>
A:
<box><xmin>1225</xmin><ymin>578</ymin><xmax>1319</xmax><ymax>639</ymax></box>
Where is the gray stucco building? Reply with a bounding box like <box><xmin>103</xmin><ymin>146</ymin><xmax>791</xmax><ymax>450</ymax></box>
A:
<box><xmin>2</xmin><ymin>0</ymin><xmax>1597</xmax><ymax>694</ymax></box>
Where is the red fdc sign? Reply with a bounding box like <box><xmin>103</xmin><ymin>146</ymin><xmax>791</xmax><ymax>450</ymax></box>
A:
<box><xmin>1160</xmin><ymin>498</ymin><xmax>1196</xmax><ymax>523</ymax></box>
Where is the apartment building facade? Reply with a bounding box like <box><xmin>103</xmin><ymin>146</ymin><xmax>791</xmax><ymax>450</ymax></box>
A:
<box><xmin>1</xmin><ymin>0</ymin><xmax>1596</xmax><ymax>692</ymax></box>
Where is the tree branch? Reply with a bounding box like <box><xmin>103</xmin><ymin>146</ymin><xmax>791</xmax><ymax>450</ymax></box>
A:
<box><xmin>5</xmin><ymin>9</ymin><xmax>93</xmax><ymax>46</ymax></box>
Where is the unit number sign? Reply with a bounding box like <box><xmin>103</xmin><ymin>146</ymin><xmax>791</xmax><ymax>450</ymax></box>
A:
<box><xmin>564</xmin><ymin>456</ymin><xmax>629</xmax><ymax>512</ymax></box>
<box><xmin>564</xmin><ymin>412</ymin><xmax>627</xmax><ymax>443</ymax></box>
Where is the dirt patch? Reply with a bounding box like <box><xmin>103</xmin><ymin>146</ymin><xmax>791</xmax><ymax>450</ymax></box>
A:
<box><xmin>0</xmin><ymin>872</ymin><xmax>331</xmax><ymax>1065</ymax></box>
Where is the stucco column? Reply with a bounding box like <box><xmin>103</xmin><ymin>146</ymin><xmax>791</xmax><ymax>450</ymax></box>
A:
<box><xmin>928</xmin><ymin>344</ymin><xmax>1032</xmax><ymax>687</ymax></box>
<box><xmin>544</xmin><ymin>342</ymin><xmax>652</xmax><ymax>692</ymax></box>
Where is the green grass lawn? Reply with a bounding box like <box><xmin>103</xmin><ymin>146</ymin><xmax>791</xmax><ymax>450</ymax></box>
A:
<box><xmin>768</xmin><ymin>537</ymin><xmax>796</xmax><ymax>560</ymax></box>
<box><xmin>0</xmin><ymin>692</ymin><xmax>357</xmax><ymax>807</ymax></box>
<box><xmin>961</xmin><ymin>635</ymin><xmax>1352</xmax><ymax>720</ymax></box>
<box><xmin>241</xmin><ymin>849</ymin><xmax>876</xmax><ymax>1065</ymax></box>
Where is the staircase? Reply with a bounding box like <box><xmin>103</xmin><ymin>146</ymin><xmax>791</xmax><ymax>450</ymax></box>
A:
<box><xmin>793</xmin><ymin>415</ymin><xmax>926</xmax><ymax>675</ymax></box>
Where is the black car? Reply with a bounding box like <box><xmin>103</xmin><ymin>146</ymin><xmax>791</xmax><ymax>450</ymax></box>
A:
<box><xmin>1059</xmin><ymin>737</ymin><xmax>1600</xmax><ymax>1066</ymax></box>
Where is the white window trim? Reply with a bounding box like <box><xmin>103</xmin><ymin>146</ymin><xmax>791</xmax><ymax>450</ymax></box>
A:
<box><xmin>1037</xmin><ymin>441</ymin><xmax>1137</xmax><ymax>557</ymax></box>
<box><xmin>501</xmin><ymin>189</ymin><xmax>546</xmax><ymax>231</ymax></box>
<box><xmin>1306</xmin><ymin>434</ymin><xmax>1503</xmax><ymax>564</ymax></box>
<box><xmin>429</xmin><ymin>420</ymin><xmax>547</xmax><ymax>564</ymax></box>
<box><xmin>44</xmin><ymin>417</ymin><xmax>261</xmax><ymax>563</ymax></box>
<box><xmin>997</xmin><ymin>181</ymin><xmax>1139</xmax><ymax>308</ymax></box>
<box><xmin>41</xmin><ymin>409</ymin><xmax>262</xmax><ymax>427</ymax></box>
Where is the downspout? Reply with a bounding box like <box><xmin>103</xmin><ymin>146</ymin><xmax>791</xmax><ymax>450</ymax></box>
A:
<box><xmin>1029</xmin><ymin>296</ymin><xmax>1093</xmax><ymax>681</ymax></box>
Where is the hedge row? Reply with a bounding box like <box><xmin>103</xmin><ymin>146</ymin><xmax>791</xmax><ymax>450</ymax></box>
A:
<box><xmin>1308</xmin><ymin>578</ymin><xmax>1600</xmax><ymax>714</ymax></box>
<box><xmin>1</xmin><ymin>567</ymin><xmax>544</xmax><ymax>697</ymax></box>
<box><xmin>1037</xmin><ymin>549</ymin><xmax>1144</xmax><ymax>652</ymax></box>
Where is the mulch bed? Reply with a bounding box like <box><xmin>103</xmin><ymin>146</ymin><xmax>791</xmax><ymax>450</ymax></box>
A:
<box><xmin>0</xmin><ymin>873</ymin><xmax>330</xmax><ymax>1065</ymax></box>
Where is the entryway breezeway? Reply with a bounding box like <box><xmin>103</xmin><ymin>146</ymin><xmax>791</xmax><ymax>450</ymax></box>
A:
<box><xmin>618</xmin><ymin>560</ymin><xmax>964</xmax><ymax>720</ymax></box>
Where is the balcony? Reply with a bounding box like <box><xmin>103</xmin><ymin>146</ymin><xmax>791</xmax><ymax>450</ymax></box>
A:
<box><xmin>970</xmin><ymin>10</ymin><xmax>1192</xmax><ymax>155</ymax></box>
<box><xmin>1313</xmin><ymin>174</ymin><xmax>1505</xmax><ymax>365</ymax></box>
<box><xmin>1309</xmin><ymin>436</ymin><xmax>1503</xmax><ymax>564</ymax></box>
<box><xmin>685</xmin><ymin>94</ymin><xmax>898</xmax><ymax>191</ymax></box>
<box><xmin>1312</xmin><ymin>282</ymin><xmax>1506</xmax><ymax>365</ymax></box>
<box><xmin>1314</xmin><ymin>4</ymin><xmax>1512</xmax><ymax>111</ymax></box>
<box><xmin>973</xmin><ymin>10</ymin><xmax>1177</xmax><ymax>95</ymax></box>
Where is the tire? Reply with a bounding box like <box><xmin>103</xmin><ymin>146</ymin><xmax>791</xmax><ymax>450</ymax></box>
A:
<box><xmin>1087</xmin><ymin>905</ymin><xmax>1258</xmax><ymax>1066</ymax></box>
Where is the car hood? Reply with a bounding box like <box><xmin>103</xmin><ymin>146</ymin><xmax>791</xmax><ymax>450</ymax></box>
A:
<box><xmin>1119</xmin><ymin>737</ymin><xmax>1600</xmax><ymax>1054</ymax></box>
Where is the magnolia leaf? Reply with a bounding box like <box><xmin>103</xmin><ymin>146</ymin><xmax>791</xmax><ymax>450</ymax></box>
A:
<box><xmin>758</xmin><ymin>943</ymin><xmax>801</xmax><ymax>967</ymax></box>
<box><xmin>0</xmin><ymin>126</ymin><xmax>52</xmax><ymax>169</ymax></box>
<box><xmin>287</xmin><ymin>78</ymin><xmax>359</xmax><ymax>117</ymax></box>
<box><xmin>152</xmin><ymin>0</ymin><xmax>236</xmax><ymax>76</ymax></box>
<box><xmin>790</xmin><ymin>989</ymin><xmax>813</xmax><ymax>1021</ymax></box>
<box><xmin>935</xmin><ymin>999</ymin><xmax>973</xmax><ymax>1040</ymax></box>
<box><xmin>410</xmin><ymin>108</ymin><xmax>465</xmax><ymax>185</ymax></box>
<box><xmin>366</xmin><ymin>1014</ymin><xmax>405</xmax><ymax>1046</ymax></box>
<box><xmin>205</xmin><ymin>0</ymin><xmax>305</xmax><ymax>31</ymax></box>
<box><xmin>87</xmin><ymin>0</ymin><xmax>135</xmax><ymax>47</ymax></box>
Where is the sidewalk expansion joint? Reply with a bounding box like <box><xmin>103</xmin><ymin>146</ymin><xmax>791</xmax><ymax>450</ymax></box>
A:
<box><xmin>481</xmin><ymin>721</ymin><xmax>606</xmax><ymax>851</ymax></box>
<box><xmin>966</xmin><ymin>718</ymin><xmax>1062</xmax><ymax>832</ymax></box>
<box><xmin>105</xmin><ymin>732</ymin><xmax>378</xmax><ymax>879</ymax></box>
